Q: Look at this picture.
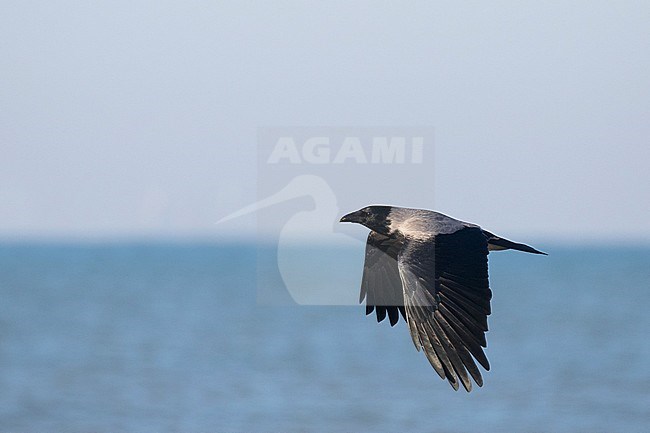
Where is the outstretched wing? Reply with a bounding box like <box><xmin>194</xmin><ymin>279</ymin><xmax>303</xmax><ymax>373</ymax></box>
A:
<box><xmin>398</xmin><ymin>227</ymin><xmax>492</xmax><ymax>392</ymax></box>
<box><xmin>360</xmin><ymin>231</ymin><xmax>406</xmax><ymax>326</ymax></box>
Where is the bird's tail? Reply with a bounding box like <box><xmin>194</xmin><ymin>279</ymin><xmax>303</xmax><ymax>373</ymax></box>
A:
<box><xmin>483</xmin><ymin>231</ymin><xmax>547</xmax><ymax>255</ymax></box>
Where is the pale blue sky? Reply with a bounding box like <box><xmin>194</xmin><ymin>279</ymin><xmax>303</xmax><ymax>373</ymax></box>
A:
<box><xmin>1</xmin><ymin>1</ymin><xmax>648</xmax><ymax>242</ymax></box>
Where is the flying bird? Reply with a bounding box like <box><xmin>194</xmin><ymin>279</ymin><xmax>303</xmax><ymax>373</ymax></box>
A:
<box><xmin>340</xmin><ymin>205</ymin><xmax>546</xmax><ymax>392</ymax></box>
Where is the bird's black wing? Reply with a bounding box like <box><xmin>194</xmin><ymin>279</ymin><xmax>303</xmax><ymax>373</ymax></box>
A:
<box><xmin>398</xmin><ymin>227</ymin><xmax>492</xmax><ymax>392</ymax></box>
<box><xmin>360</xmin><ymin>231</ymin><xmax>406</xmax><ymax>326</ymax></box>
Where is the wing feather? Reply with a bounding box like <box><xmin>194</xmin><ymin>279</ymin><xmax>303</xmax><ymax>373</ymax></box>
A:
<box><xmin>417</xmin><ymin>322</ymin><xmax>446</xmax><ymax>379</ymax></box>
<box><xmin>430</xmin><ymin>318</ymin><xmax>470</xmax><ymax>391</ymax></box>
<box><xmin>435</xmin><ymin>311</ymin><xmax>483</xmax><ymax>387</ymax></box>
<box><xmin>360</xmin><ymin>232</ymin><xmax>405</xmax><ymax>325</ymax></box>
<box><xmin>439</xmin><ymin>304</ymin><xmax>490</xmax><ymax>370</ymax></box>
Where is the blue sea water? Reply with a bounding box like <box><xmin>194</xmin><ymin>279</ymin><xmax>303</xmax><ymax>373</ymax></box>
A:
<box><xmin>0</xmin><ymin>242</ymin><xmax>649</xmax><ymax>432</ymax></box>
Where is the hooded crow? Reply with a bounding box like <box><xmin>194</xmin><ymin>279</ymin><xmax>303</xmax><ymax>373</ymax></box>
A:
<box><xmin>340</xmin><ymin>205</ymin><xmax>546</xmax><ymax>392</ymax></box>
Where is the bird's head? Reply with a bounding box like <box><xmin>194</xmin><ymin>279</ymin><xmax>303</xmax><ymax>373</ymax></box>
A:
<box><xmin>340</xmin><ymin>205</ymin><xmax>393</xmax><ymax>235</ymax></box>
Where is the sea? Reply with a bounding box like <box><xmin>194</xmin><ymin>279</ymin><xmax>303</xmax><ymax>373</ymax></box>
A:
<box><xmin>0</xmin><ymin>242</ymin><xmax>649</xmax><ymax>432</ymax></box>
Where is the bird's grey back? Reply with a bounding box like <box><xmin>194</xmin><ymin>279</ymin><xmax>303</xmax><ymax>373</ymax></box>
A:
<box><xmin>387</xmin><ymin>207</ymin><xmax>478</xmax><ymax>239</ymax></box>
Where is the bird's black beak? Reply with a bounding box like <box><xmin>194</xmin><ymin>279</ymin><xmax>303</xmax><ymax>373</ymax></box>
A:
<box><xmin>340</xmin><ymin>210</ymin><xmax>363</xmax><ymax>223</ymax></box>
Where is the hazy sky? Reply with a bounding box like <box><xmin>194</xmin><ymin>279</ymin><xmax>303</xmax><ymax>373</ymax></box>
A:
<box><xmin>1</xmin><ymin>1</ymin><xmax>649</xmax><ymax>242</ymax></box>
